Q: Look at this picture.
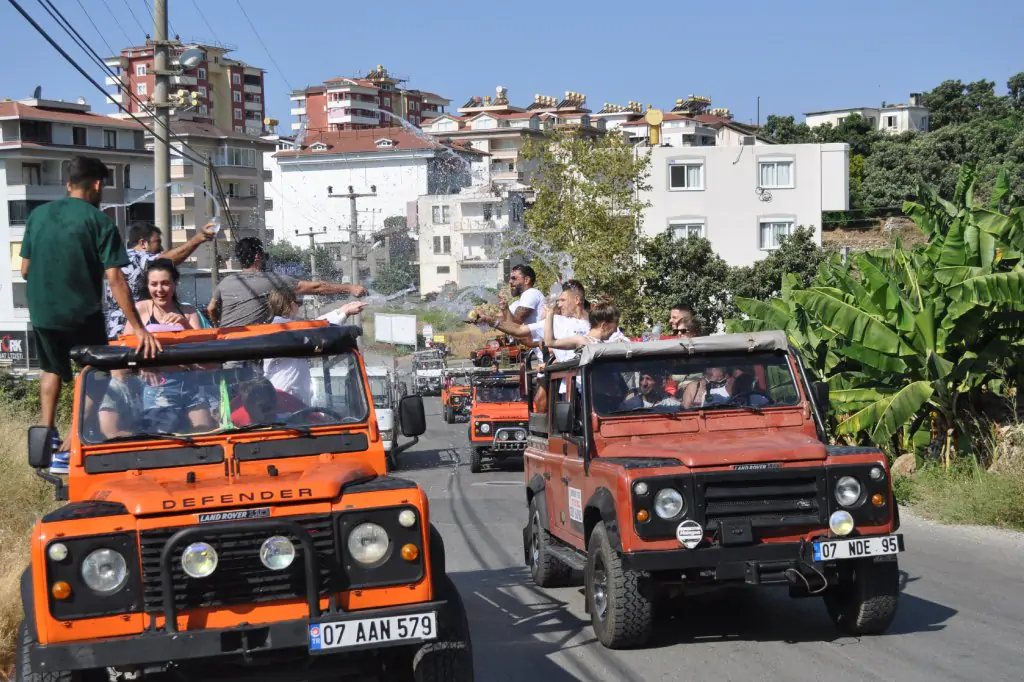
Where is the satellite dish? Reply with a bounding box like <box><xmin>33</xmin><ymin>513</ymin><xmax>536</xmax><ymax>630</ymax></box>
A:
<box><xmin>32</xmin><ymin>85</ymin><xmax>42</xmax><ymax>99</ymax></box>
<box><xmin>179</xmin><ymin>48</ymin><xmax>204</xmax><ymax>71</ymax></box>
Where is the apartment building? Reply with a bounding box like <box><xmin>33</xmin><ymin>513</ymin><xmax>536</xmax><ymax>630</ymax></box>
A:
<box><xmin>421</xmin><ymin>87</ymin><xmax>604</xmax><ymax>191</ymax></box>
<box><xmin>0</xmin><ymin>96</ymin><xmax>155</xmax><ymax>367</ymax></box>
<box><xmin>415</xmin><ymin>187</ymin><xmax>527</xmax><ymax>295</ymax></box>
<box><xmin>638</xmin><ymin>139</ymin><xmax>849</xmax><ymax>267</ymax></box>
<box><xmin>289</xmin><ymin>65</ymin><xmax>450</xmax><ymax>133</ymax></box>
<box><xmin>167</xmin><ymin>120</ymin><xmax>275</xmax><ymax>270</ymax></box>
<box><xmin>104</xmin><ymin>40</ymin><xmax>268</xmax><ymax>138</ymax></box>
<box><xmin>805</xmin><ymin>93</ymin><xmax>930</xmax><ymax>134</ymax></box>
<box><xmin>265</xmin><ymin>127</ymin><xmax>486</xmax><ymax>282</ymax></box>
<box><xmin>594</xmin><ymin>96</ymin><xmax>763</xmax><ymax>146</ymax></box>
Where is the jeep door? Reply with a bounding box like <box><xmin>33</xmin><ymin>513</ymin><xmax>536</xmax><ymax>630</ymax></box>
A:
<box><xmin>547</xmin><ymin>373</ymin><xmax>585</xmax><ymax>545</ymax></box>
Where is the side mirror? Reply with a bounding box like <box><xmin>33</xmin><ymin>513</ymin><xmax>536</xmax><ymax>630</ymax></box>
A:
<box><xmin>811</xmin><ymin>381</ymin><xmax>830</xmax><ymax>414</ymax></box>
<box><xmin>399</xmin><ymin>395</ymin><xmax>426</xmax><ymax>437</ymax></box>
<box><xmin>28</xmin><ymin>425</ymin><xmax>53</xmax><ymax>469</ymax></box>
<box><xmin>553</xmin><ymin>402</ymin><xmax>574</xmax><ymax>434</ymax></box>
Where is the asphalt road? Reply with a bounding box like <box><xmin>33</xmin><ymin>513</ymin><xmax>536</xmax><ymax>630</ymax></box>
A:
<box><xmin>397</xmin><ymin>396</ymin><xmax>1024</xmax><ymax>682</ymax></box>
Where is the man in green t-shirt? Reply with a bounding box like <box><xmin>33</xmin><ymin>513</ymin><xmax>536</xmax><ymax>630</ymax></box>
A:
<box><xmin>20</xmin><ymin>155</ymin><xmax>161</xmax><ymax>452</ymax></box>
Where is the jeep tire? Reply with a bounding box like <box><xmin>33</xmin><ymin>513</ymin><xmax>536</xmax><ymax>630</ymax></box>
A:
<box><xmin>16</xmin><ymin>621</ymin><xmax>76</xmax><ymax>682</ymax></box>
<box><xmin>527</xmin><ymin>499</ymin><xmax>572</xmax><ymax>588</ymax></box>
<box><xmin>469</xmin><ymin>448</ymin><xmax>483</xmax><ymax>473</ymax></box>
<box><xmin>442</xmin><ymin>405</ymin><xmax>450</xmax><ymax>424</ymax></box>
<box><xmin>585</xmin><ymin>522</ymin><xmax>653</xmax><ymax>649</ymax></box>
<box><xmin>823</xmin><ymin>557</ymin><xmax>900</xmax><ymax>635</ymax></box>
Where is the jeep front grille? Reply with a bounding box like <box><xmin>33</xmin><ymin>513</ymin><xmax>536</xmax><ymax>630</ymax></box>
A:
<box><xmin>695</xmin><ymin>469</ymin><xmax>827</xmax><ymax>532</ymax></box>
<box><xmin>138</xmin><ymin>515</ymin><xmax>335</xmax><ymax>613</ymax></box>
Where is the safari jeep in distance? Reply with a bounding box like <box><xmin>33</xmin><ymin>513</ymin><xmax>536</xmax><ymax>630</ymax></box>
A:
<box><xmin>441</xmin><ymin>368</ymin><xmax>472</xmax><ymax>424</ymax></box>
<box><xmin>467</xmin><ymin>370</ymin><xmax>528</xmax><ymax>474</ymax></box>
<box><xmin>18</xmin><ymin>322</ymin><xmax>473</xmax><ymax>681</ymax></box>
<box><xmin>522</xmin><ymin>331</ymin><xmax>905</xmax><ymax>649</ymax></box>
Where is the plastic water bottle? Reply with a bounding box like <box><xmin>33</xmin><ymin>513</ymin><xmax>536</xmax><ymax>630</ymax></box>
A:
<box><xmin>651</xmin><ymin>323</ymin><xmax>663</xmax><ymax>339</ymax></box>
<box><xmin>210</xmin><ymin>215</ymin><xmax>221</xmax><ymax>234</ymax></box>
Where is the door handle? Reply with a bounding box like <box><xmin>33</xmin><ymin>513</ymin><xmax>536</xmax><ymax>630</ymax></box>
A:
<box><xmin>560</xmin><ymin>476</ymin><xmax>570</xmax><ymax>484</ymax></box>
<box><xmin>543</xmin><ymin>471</ymin><xmax>551</xmax><ymax>480</ymax></box>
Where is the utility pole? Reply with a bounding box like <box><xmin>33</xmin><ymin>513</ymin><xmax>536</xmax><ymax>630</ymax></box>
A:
<box><xmin>328</xmin><ymin>184</ymin><xmax>376</xmax><ymax>337</ymax></box>
<box><xmin>205</xmin><ymin>157</ymin><xmax>219</xmax><ymax>290</ymax></box>
<box><xmin>294</xmin><ymin>226</ymin><xmax>327</xmax><ymax>316</ymax></box>
<box><xmin>152</xmin><ymin>0</ymin><xmax>172</xmax><ymax>249</ymax></box>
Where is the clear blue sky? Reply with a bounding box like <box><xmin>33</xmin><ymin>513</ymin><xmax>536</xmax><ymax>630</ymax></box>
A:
<box><xmin>1</xmin><ymin>0</ymin><xmax>1021</xmax><ymax>127</ymax></box>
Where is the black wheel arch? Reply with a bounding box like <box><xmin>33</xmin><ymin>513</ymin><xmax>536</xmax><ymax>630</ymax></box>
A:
<box><xmin>584</xmin><ymin>487</ymin><xmax>622</xmax><ymax>552</ymax></box>
<box><xmin>526</xmin><ymin>474</ymin><xmax>550</xmax><ymax>531</ymax></box>
<box><xmin>20</xmin><ymin>567</ymin><xmax>35</xmax><ymax>638</ymax></box>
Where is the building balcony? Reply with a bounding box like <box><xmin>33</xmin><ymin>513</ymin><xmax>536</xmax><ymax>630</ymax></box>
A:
<box><xmin>105</xmin><ymin>75</ymin><xmax>126</xmax><ymax>87</ymax></box>
<box><xmin>457</xmin><ymin>219</ymin><xmax>500</xmax><ymax>233</ymax></box>
<box><xmin>290</xmin><ymin>122</ymin><xmax>304</xmax><ymax>131</ymax></box>
<box><xmin>245</xmin><ymin>100</ymin><xmax>262</xmax><ymax>112</ymax></box>
<box><xmin>264</xmin><ymin>198</ymin><xmax>274</xmax><ymax>211</ymax></box>
<box><xmin>171</xmin><ymin>163</ymin><xmax>195</xmax><ymax>179</ymax></box>
<box><xmin>5</xmin><ymin>183</ymin><xmax>65</xmax><ymax>202</ymax></box>
<box><xmin>245</xmin><ymin>125</ymin><xmax>264</xmax><ymax>137</ymax></box>
<box><xmin>491</xmin><ymin>169</ymin><xmax>524</xmax><ymax>182</ymax></box>
<box><xmin>488</xmin><ymin>147</ymin><xmax>519</xmax><ymax>159</ymax></box>
<box><xmin>125</xmin><ymin>188</ymin><xmax>154</xmax><ymax>203</ymax></box>
<box><xmin>171</xmin><ymin>196</ymin><xmax>195</xmax><ymax>211</ymax></box>
<box><xmin>459</xmin><ymin>250</ymin><xmax>499</xmax><ymax>265</ymax></box>
<box><xmin>327</xmin><ymin>111</ymin><xmax>380</xmax><ymax>126</ymax></box>
<box><xmin>224</xmin><ymin>195</ymin><xmax>259</xmax><ymax>209</ymax></box>
<box><xmin>244</xmin><ymin>83</ymin><xmax>262</xmax><ymax>95</ymax></box>
<box><xmin>171</xmin><ymin>74</ymin><xmax>198</xmax><ymax>86</ymax></box>
<box><xmin>290</xmin><ymin>107</ymin><xmax>306</xmax><ymax>116</ymax></box>
<box><xmin>107</xmin><ymin>93</ymin><xmax>123</xmax><ymax>105</ymax></box>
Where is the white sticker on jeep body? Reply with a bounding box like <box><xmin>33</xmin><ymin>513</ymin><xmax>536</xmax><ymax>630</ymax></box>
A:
<box><xmin>568</xmin><ymin>487</ymin><xmax>583</xmax><ymax>523</ymax></box>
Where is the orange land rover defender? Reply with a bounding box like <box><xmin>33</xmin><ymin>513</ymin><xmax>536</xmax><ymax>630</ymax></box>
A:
<box><xmin>18</xmin><ymin>322</ymin><xmax>473</xmax><ymax>681</ymax></box>
<box><xmin>521</xmin><ymin>331</ymin><xmax>905</xmax><ymax>649</ymax></box>
<box><xmin>440</xmin><ymin>369</ymin><xmax>472</xmax><ymax>424</ymax></box>
<box><xmin>466</xmin><ymin>370</ymin><xmax>528</xmax><ymax>474</ymax></box>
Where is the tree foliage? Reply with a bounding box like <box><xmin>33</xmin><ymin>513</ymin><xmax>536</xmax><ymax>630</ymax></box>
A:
<box><xmin>520</xmin><ymin>128</ymin><xmax>651</xmax><ymax>330</ymax></box>
<box><xmin>728</xmin><ymin>166</ymin><xmax>1024</xmax><ymax>464</ymax></box>
<box><xmin>638</xmin><ymin>234</ymin><xmax>732</xmax><ymax>332</ymax></box>
<box><xmin>728</xmin><ymin>226</ymin><xmax>834</xmax><ymax>302</ymax></box>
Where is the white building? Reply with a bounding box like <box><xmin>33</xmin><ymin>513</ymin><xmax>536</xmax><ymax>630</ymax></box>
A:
<box><xmin>638</xmin><ymin>142</ymin><xmax>850</xmax><ymax>267</ymax></box>
<box><xmin>264</xmin><ymin>127</ymin><xmax>487</xmax><ymax>281</ymax></box>
<box><xmin>414</xmin><ymin>187</ymin><xmax>527</xmax><ymax>295</ymax></box>
<box><xmin>805</xmin><ymin>93</ymin><xmax>930</xmax><ymax>134</ymax></box>
<box><xmin>0</xmin><ymin>97</ymin><xmax>155</xmax><ymax>367</ymax></box>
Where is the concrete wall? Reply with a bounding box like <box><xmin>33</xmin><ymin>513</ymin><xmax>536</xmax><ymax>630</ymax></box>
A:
<box><xmin>640</xmin><ymin>142</ymin><xmax>849</xmax><ymax>267</ymax></box>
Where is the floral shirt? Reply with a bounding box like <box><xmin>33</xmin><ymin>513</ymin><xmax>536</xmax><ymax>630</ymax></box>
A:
<box><xmin>104</xmin><ymin>248</ymin><xmax>158</xmax><ymax>340</ymax></box>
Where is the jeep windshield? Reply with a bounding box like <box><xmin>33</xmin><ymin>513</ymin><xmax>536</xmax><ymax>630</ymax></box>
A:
<box><xmin>368</xmin><ymin>376</ymin><xmax>390</xmax><ymax>409</ymax></box>
<box><xmin>591</xmin><ymin>352</ymin><xmax>801</xmax><ymax>416</ymax></box>
<box><xmin>476</xmin><ymin>386</ymin><xmax>521</xmax><ymax>403</ymax></box>
<box><xmin>79</xmin><ymin>351</ymin><xmax>370</xmax><ymax>445</ymax></box>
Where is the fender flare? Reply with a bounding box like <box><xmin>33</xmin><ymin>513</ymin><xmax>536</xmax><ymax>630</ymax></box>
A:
<box><xmin>584</xmin><ymin>487</ymin><xmax>622</xmax><ymax>552</ymax></box>
<box><xmin>428</xmin><ymin>523</ymin><xmax>446</xmax><ymax>581</ymax></box>
<box><xmin>20</xmin><ymin>567</ymin><xmax>35</xmax><ymax>637</ymax></box>
<box><xmin>526</xmin><ymin>474</ymin><xmax>550</xmax><ymax>531</ymax></box>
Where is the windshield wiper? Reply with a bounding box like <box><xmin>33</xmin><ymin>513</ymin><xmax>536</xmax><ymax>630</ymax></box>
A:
<box><xmin>221</xmin><ymin>422</ymin><xmax>313</xmax><ymax>437</ymax></box>
<box><xmin>101</xmin><ymin>431</ymin><xmax>197</xmax><ymax>446</ymax></box>
<box><xmin>700</xmin><ymin>398</ymin><xmax>764</xmax><ymax>415</ymax></box>
<box><xmin>605</xmin><ymin>406</ymin><xmax>657</xmax><ymax>415</ymax></box>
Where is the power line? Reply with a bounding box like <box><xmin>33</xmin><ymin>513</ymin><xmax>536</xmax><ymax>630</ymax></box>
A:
<box><xmin>98</xmin><ymin>0</ymin><xmax>131</xmax><ymax>44</ymax></box>
<box><xmin>72</xmin><ymin>0</ymin><xmax>116</xmax><ymax>57</ymax></box>
<box><xmin>234</xmin><ymin>0</ymin><xmax>294</xmax><ymax>93</ymax></box>
<box><xmin>142</xmin><ymin>0</ymin><xmax>178</xmax><ymax>41</ymax></box>
<box><xmin>120</xmin><ymin>0</ymin><xmax>147</xmax><ymax>37</ymax></box>
<box><xmin>190</xmin><ymin>0</ymin><xmax>220</xmax><ymax>44</ymax></box>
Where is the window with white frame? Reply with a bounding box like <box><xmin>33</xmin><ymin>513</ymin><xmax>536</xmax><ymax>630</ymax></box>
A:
<box><xmin>668</xmin><ymin>160</ymin><xmax>704</xmax><ymax>190</ymax></box>
<box><xmin>234</xmin><ymin>108</ymin><xmax>242</xmax><ymax>120</ymax></box>
<box><xmin>199</xmin><ymin>86</ymin><xmax>207</xmax><ymax>98</ymax></box>
<box><xmin>199</xmin><ymin>105</ymin><xmax>209</xmax><ymax>116</ymax></box>
<box><xmin>669</xmin><ymin>220</ymin><xmax>705</xmax><ymax>240</ymax></box>
<box><xmin>759</xmin><ymin>220</ymin><xmax>793</xmax><ymax>250</ymax></box>
<box><xmin>249</xmin><ymin>183</ymin><xmax>258</xmax><ymax>197</ymax></box>
<box><xmin>233</xmin><ymin>91</ymin><xmax>242</xmax><ymax>103</ymax></box>
<box><xmin>216</xmin><ymin>147</ymin><xmax>257</xmax><ymax>167</ymax></box>
<box><xmin>104</xmin><ymin>130</ymin><xmax>117</xmax><ymax>148</ymax></box>
<box><xmin>136</xmin><ymin>83</ymin><xmax>147</xmax><ymax>96</ymax></box>
<box><xmin>135</xmin><ymin>64</ymin><xmax>147</xmax><ymax>76</ymax></box>
<box><xmin>758</xmin><ymin>159</ymin><xmax>794</xmax><ymax>189</ymax></box>
<box><xmin>431</xmin><ymin>205</ymin><xmax>450</xmax><ymax>224</ymax></box>
<box><xmin>885</xmin><ymin>115</ymin><xmax>897</xmax><ymax>129</ymax></box>
<box><xmin>197</xmin><ymin>67</ymin><xmax>207</xmax><ymax>80</ymax></box>
<box><xmin>232</xmin><ymin>73</ymin><xmax>241</xmax><ymax>86</ymax></box>
<box><xmin>171</xmin><ymin>214</ymin><xmax>185</xmax><ymax>229</ymax></box>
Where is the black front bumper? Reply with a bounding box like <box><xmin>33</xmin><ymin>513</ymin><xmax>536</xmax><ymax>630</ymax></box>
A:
<box><xmin>32</xmin><ymin>600</ymin><xmax>447</xmax><ymax>672</ymax></box>
<box><xmin>620</xmin><ymin>534</ymin><xmax>905</xmax><ymax>584</ymax></box>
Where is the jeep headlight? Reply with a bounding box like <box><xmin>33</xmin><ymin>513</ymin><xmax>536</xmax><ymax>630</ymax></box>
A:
<box><xmin>181</xmin><ymin>542</ymin><xmax>218</xmax><ymax>579</ymax></box>
<box><xmin>654</xmin><ymin>488</ymin><xmax>685</xmax><ymax>520</ymax></box>
<box><xmin>81</xmin><ymin>548</ymin><xmax>128</xmax><ymax>593</ymax></box>
<box><xmin>478</xmin><ymin>423</ymin><xmax>491</xmax><ymax>434</ymax></box>
<box><xmin>348</xmin><ymin>523</ymin><xmax>390</xmax><ymax>565</ymax></box>
<box><xmin>835</xmin><ymin>476</ymin><xmax>862</xmax><ymax>507</ymax></box>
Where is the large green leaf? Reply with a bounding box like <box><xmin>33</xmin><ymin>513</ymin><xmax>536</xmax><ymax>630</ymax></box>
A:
<box><xmin>911</xmin><ymin>302</ymin><xmax>938</xmax><ymax>356</ymax></box>
<box><xmin>939</xmin><ymin>217</ymin><xmax>968</xmax><ymax>267</ymax></box>
<box><xmin>934</xmin><ymin>265</ymin><xmax>985</xmax><ymax>286</ymax></box>
<box><xmin>791</xmin><ymin>288</ymin><xmax>912</xmax><ymax>357</ymax></box>
<box><xmin>972</xmin><ymin>208</ymin><xmax>1024</xmax><ymax>251</ymax></box>
<box><xmin>989</xmin><ymin>168</ymin><xmax>1010</xmax><ymax>211</ymax></box>
<box><xmin>733</xmin><ymin>296</ymin><xmax>792</xmax><ymax>330</ymax></box>
<box><xmin>948</xmin><ymin>269</ymin><xmax>1024</xmax><ymax>305</ymax></box>
<box><xmin>837</xmin><ymin>342</ymin><xmax>910</xmax><ymax>374</ymax></box>
<box><xmin>831</xmin><ymin>387</ymin><xmax>899</xmax><ymax>411</ymax></box>
<box><xmin>835</xmin><ymin>380</ymin><xmax>935</xmax><ymax>445</ymax></box>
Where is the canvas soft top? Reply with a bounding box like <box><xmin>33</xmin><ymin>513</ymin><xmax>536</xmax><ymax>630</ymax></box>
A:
<box><xmin>71</xmin><ymin>325</ymin><xmax>361</xmax><ymax>369</ymax></box>
<box><xmin>571</xmin><ymin>330</ymin><xmax>789</xmax><ymax>368</ymax></box>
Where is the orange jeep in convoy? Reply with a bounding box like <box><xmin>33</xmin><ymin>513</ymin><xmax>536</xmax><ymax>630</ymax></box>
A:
<box><xmin>469</xmin><ymin>337</ymin><xmax>529</xmax><ymax>367</ymax></box>
<box><xmin>521</xmin><ymin>331</ymin><xmax>905</xmax><ymax>649</ymax></box>
<box><xmin>440</xmin><ymin>369</ymin><xmax>472</xmax><ymax>424</ymax></box>
<box><xmin>18</xmin><ymin>321</ymin><xmax>473</xmax><ymax>681</ymax></box>
<box><xmin>467</xmin><ymin>370</ymin><xmax>528</xmax><ymax>473</ymax></box>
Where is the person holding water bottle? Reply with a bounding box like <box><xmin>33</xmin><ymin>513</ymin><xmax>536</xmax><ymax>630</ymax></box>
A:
<box><xmin>103</xmin><ymin>219</ymin><xmax>217</xmax><ymax>340</ymax></box>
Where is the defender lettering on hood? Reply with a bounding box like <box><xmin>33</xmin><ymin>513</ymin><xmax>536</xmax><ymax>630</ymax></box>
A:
<box><xmin>163</xmin><ymin>488</ymin><xmax>314</xmax><ymax>510</ymax></box>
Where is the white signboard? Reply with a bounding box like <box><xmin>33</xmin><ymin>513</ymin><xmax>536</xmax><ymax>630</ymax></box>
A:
<box><xmin>375</xmin><ymin>313</ymin><xmax>418</xmax><ymax>346</ymax></box>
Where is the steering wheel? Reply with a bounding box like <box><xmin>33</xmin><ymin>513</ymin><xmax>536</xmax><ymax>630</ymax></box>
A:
<box><xmin>282</xmin><ymin>406</ymin><xmax>348</xmax><ymax>422</ymax></box>
<box><xmin>727</xmin><ymin>390</ymin><xmax>775</xmax><ymax>406</ymax></box>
